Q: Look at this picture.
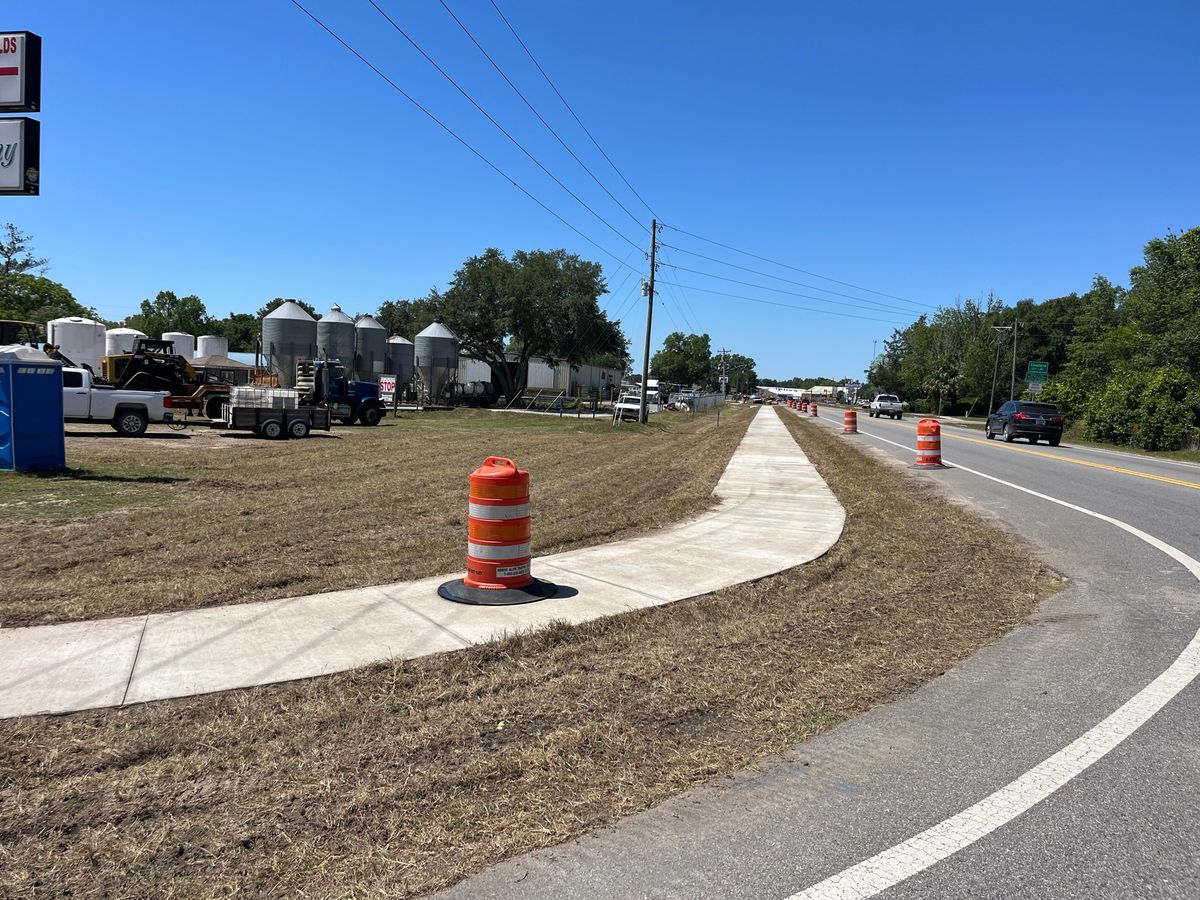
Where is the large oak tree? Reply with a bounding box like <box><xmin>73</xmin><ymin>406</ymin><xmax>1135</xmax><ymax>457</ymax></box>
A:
<box><xmin>438</xmin><ymin>248</ymin><xmax>625</xmax><ymax>400</ymax></box>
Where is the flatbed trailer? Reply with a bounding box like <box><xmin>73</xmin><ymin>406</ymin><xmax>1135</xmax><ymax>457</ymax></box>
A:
<box><xmin>224</xmin><ymin>404</ymin><xmax>331</xmax><ymax>439</ymax></box>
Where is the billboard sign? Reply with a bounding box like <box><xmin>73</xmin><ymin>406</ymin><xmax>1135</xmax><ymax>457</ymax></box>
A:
<box><xmin>0</xmin><ymin>32</ymin><xmax>41</xmax><ymax>112</ymax></box>
<box><xmin>0</xmin><ymin>117</ymin><xmax>38</xmax><ymax>195</ymax></box>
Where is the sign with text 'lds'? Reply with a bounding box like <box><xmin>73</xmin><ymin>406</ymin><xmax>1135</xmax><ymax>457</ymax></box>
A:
<box><xmin>0</xmin><ymin>32</ymin><xmax>41</xmax><ymax>112</ymax></box>
<box><xmin>0</xmin><ymin>117</ymin><xmax>39</xmax><ymax>194</ymax></box>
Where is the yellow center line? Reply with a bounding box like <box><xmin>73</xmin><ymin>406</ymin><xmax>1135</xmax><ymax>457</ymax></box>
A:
<box><xmin>905</xmin><ymin>423</ymin><xmax>1200</xmax><ymax>491</ymax></box>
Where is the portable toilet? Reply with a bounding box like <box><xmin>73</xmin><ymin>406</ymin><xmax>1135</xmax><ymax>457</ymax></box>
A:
<box><xmin>0</xmin><ymin>345</ymin><xmax>66</xmax><ymax>472</ymax></box>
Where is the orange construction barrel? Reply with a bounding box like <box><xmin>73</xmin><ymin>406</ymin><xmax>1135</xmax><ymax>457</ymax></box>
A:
<box><xmin>915</xmin><ymin>419</ymin><xmax>945</xmax><ymax>468</ymax></box>
<box><xmin>801</xmin><ymin>399</ymin><xmax>809</xmax><ymax>412</ymax></box>
<box><xmin>843</xmin><ymin>409</ymin><xmax>858</xmax><ymax>434</ymax></box>
<box><xmin>439</xmin><ymin>456</ymin><xmax>557</xmax><ymax>605</ymax></box>
<box><xmin>810</xmin><ymin>401</ymin><xmax>818</xmax><ymax>417</ymax></box>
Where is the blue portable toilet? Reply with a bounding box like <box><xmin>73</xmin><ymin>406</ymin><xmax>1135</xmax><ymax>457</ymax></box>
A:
<box><xmin>0</xmin><ymin>344</ymin><xmax>66</xmax><ymax>472</ymax></box>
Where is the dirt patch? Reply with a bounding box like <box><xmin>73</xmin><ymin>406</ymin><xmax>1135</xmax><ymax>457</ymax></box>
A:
<box><xmin>0</xmin><ymin>406</ymin><xmax>750</xmax><ymax>626</ymax></box>
<box><xmin>0</xmin><ymin>405</ymin><xmax>1051</xmax><ymax>898</ymax></box>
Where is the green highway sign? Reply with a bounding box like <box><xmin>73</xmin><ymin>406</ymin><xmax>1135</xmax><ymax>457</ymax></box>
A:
<box><xmin>1026</xmin><ymin>360</ymin><xmax>1049</xmax><ymax>382</ymax></box>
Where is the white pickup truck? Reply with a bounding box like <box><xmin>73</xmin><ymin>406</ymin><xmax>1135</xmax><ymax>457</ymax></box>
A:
<box><xmin>62</xmin><ymin>367</ymin><xmax>173</xmax><ymax>436</ymax></box>
<box><xmin>869</xmin><ymin>393</ymin><xmax>904</xmax><ymax>419</ymax></box>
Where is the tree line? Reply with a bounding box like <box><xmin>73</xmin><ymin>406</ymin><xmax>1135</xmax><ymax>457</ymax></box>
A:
<box><xmin>649</xmin><ymin>330</ymin><xmax>758</xmax><ymax>395</ymax></box>
<box><xmin>868</xmin><ymin>226</ymin><xmax>1200</xmax><ymax>451</ymax></box>
<box><xmin>1</xmin><ymin>230</ymin><xmax>632</xmax><ymax>400</ymax></box>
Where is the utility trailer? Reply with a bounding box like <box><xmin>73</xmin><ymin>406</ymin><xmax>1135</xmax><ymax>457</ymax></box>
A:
<box><xmin>224</xmin><ymin>404</ymin><xmax>331</xmax><ymax>440</ymax></box>
<box><xmin>220</xmin><ymin>386</ymin><xmax>331</xmax><ymax>439</ymax></box>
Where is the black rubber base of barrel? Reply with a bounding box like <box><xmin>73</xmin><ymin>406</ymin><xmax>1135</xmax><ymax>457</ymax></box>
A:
<box><xmin>910</xmin><ymin>462</ymin><xmax>949</xmax><ymax>469</ymax></box>
<box><xmin>438</xmin><ymin>578</ymin><xmax>558</xmax><ymax>606</ymax></box>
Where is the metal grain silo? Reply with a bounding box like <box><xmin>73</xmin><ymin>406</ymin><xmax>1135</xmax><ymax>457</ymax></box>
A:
<box><xmin>105</xmin><ymin>327</ymin><xmax>147</xmax><ymax>356</ymax></box>
<box><xmin>262</xmin><ymin>301</ymin><xmax>317</xmax><ymax>388</ymax></box>
<box><xmin>354</xmin><ymin>315</ymin><xmax>387</xmax><ymax>382</ymax></box>
<box><xmin>46</xmin><ymin>316</ymin><xmax>105</xmax><ymax>372</ymax></box>
<box><xmin>195</xmin><ymin>335</ymin><xmax>229</xmax><ymax>358</ymax></box>
<box><xmin>414</xmin><ymin>321</ymin><xmax>458</xmax><ymax>403</ymax></box>
<box><xmin>386</xmin><ymin>335</ymin><xmax>415</xmax><ymax>383</ymax></box>
<box><xmin>316</xmin><ymin>305</ymin><xmax>356</xmax><ymax>370</ymax></box>
<box><xmin>161</xmin><ymin>331</ymin><xmax>195</xmax><ymax>358</ymax></box>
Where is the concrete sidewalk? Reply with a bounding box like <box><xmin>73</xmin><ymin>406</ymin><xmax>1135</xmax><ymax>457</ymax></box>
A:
<box><xmin>0</xmin><ymin>408</ymin><xmax>844</xmax><ymax>719</ymax></box>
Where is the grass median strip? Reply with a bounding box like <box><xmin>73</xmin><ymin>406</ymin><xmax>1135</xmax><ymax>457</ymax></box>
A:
<box><xmin>0</xmin><ymin>406</ymin><xmax>750</xmax><ymax>626</ymax></box>
<box><xmin>0</xmin><ymin>406</ymin><xmax>1052</xmax><ymax>898</ymax></box>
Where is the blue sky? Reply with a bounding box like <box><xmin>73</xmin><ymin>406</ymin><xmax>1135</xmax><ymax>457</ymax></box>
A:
<box><xmin>6</xmin><ymin>0</ymin><xmax>1199</xmax><ymax>380</ymax></box>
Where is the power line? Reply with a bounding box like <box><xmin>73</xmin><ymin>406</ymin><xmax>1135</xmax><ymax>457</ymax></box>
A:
<box><xmin>287</xmin><ymin>1</ymin><xmax>641</xmax><ymax>278</ymax></box>
<box><xmin>661</xmin><ymin>223</ymin><xmax>932</xmax><ymax>309</ymax></box>
<box><xmin>488</xmin><ymin>0</ymin><xmax>659</xmax><ymax>220</ymax></box>
<box><xmin>658</xmin><ymin>261</ymin><xmax>927</xmax><ymax>318</ymax></box>
<box><xmin>669</xmin><ymin>281</ymin><xmax>911</xmax><ymax>325</ymax></box>
<box><xmin>435</xmin><ymin>0</ymin><xmax>644</xmax><ymax>231</ymax></box>
<box><xmin>658</xmin><ymin>240</ymin><xmax>933</xmax><ymax>314</ymax></box>
<box><xmin>366</xmin><ymin>0</ymin><xmax>641</xmax><ymax>252</ymax></box>
<box><xmin>654</xmin><ymin>255</ymin><xmax>703</xmax><ymax>334</ymax></box>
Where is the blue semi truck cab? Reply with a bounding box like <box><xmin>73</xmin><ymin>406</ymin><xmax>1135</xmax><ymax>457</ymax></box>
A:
<box><xmin>308</xmin><ymin>360</ymin><xmax>384</xmax><ymax>426</ymax></box>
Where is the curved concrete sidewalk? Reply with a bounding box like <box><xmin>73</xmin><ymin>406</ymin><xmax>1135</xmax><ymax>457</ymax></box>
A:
<box><xmin>0</xmin><ymin>408</ymin><xmax>844</xmax><ymax>719</ymax></box>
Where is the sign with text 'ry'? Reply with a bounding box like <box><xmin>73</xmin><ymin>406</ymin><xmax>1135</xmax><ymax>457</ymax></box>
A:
<box><xmin>0</xmin><ymin>32</ymin><xmax>41</xmax><ymax>112</ymax></box>
<box><xmin>0</xmin><ymin>117</ymin><xmax>38</xmax><ymax>195</ymax></box>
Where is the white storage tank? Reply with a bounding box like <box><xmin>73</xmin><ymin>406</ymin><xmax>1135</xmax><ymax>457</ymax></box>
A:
<box><xmin>105</xmin><ymin>326</ymin><xmax>147</xmax><ymax>356</ymax></box>
<box><xmin>262</xmin><ymin>301</ymin><xmax>317</xmax><ymax>389</ymax></box>
<box><xmin>161</xmin><ymin>331</ymin><xmax>195</xmax><ymax>359</ymax></box>
<box><xmin>46</xmin><ymin>316</ymin><xmax>105</xmax><ymax>372</ymax></box>
<box><xmin>317</xmin><ymin>305</ymin><xmax>356</xmax><ymax>370</ymax></box>
<box><xmin>195</xmin><ymin>334</ymin><xmax>229</xmax><ymax>359</ymax></box>
<box><xmin>354</xmin><ymin>315</ymin><xmax>387</xmax><ymax>382</ymax></box>
<box><xmin>387</xmin><ymin>335</ymin><xmax>415</xmax><ymax>383</ymax></box>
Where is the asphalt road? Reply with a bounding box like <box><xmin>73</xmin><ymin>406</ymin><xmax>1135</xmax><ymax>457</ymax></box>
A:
<box><xmin>438</xmin><ymin>409</ymin><xmax>1200</xmax><ymax>900</ymax></box>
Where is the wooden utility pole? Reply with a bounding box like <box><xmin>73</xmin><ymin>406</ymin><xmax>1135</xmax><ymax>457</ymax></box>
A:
<box><xmin>639</xmin><ymin>218</ymin><xmax>657</xmax><ymax>424</ymax></box>
<box><xmin>989</xmin><ymin>325</ymin><xmax>1011</xmax><ymax>414</ymax></box>
<box><xmin>1009</xmin><ymin>319</ymin><xmax>1019</xmax><ymax>401</ymax></box>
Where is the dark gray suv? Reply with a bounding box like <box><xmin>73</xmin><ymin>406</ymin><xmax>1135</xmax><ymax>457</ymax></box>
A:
<box><xmin>986</xmin><ymin>401</ymin><xmax>1064</xmax><ymax>445</ymax></box>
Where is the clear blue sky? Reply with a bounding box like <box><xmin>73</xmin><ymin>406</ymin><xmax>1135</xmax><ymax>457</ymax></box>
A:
<box><xmin>7</xmin><ymin>0</ymin><xmax>1199</xmax><ymax>380</ymax></box>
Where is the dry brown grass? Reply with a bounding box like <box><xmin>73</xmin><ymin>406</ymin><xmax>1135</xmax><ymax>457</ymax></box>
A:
<box><xmin>0</xmin><ymin>407</ymin><xmax>1052</xmax><ymax>899</ymax></box>
<box><xmin>0</xmin><ymin>406</ymin><xmax>751</xmax><ymax>626</ymax></box>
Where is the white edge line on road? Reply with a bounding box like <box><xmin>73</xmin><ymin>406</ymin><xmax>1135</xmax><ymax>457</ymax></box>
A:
<box><xmin>785</xmin><ymin>416</ymin><xmax>1200</xmax><ymax>900</ymax></box>
<box><xmin>877</xmin><ymin>415</ymin><xmax>1200</xmax><ymax>472</ymax></box>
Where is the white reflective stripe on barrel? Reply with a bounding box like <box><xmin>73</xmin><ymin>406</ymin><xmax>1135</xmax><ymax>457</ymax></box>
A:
<box><xmin>468</xmin><ymin>502</ymin><xmax>530</xmax><ymax>521</ymax></box>
<box><xmin>467</xmin><ymin>541</ymin><xmax>532</xmax><ymax>561</ymax></box>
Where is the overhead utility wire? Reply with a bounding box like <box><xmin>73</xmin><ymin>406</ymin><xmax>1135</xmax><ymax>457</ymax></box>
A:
<box><xmin>366</xmin><ymin>0</ymin><xmax>641</xmax><ymax>253</ymax></box>
<box><xmin>654</xmin><ymin>251</ymin><xmax>703</xmax><ymax>333</ymax></box>
<box><xmin>488</xmin><ymin>0</ymin><xmax>659</xmax><ymax>220</ymax></box>
<box><xmin>662</xmin><ymin>223</ymin><xmax>933</xmax><ymax>309</ymax></box>
<box><xmin>658</xmin><ymin>262</ymin><xmax>926</xmax><ymax>318</ymax></box>
<box><xmin>288</xmin><ymin>1</ymin><xmax>640</xmax><ymax>277</ymax></box>
<box><xmin>658</xmin><ymin>241</ymin><xmax>929</xmax><ymax>315</ymax></box>
<box><xmin>435</xmin><ymin>0</ymin><xmax>644</xmax><ymax>230</ymax></box>
<box><xmin>670</xmin><ymin>281</ymin><xmax>910</xmax><ymax>325</ymax></box>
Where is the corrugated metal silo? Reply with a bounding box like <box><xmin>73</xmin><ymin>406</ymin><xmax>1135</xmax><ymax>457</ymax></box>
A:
<box><xmin>46</xmin><ymin>316</ymin><xmax>105</xmax><ymax>372</ymax></box>
<box><xmin>195</xmin><ymin>335</ymin><xmax>229</xmax><ymax>358</ymax></box>
<box><xmin>105</xmin><ymin>327</ymin><xmax>147</xmax><ymax>356</ymax></box>
<box><xmin>161</xmin><ymin>332</ymin><xmax>195</xmax><ymax>358</ymax></box>
<box><xmin>386</xmin><ymin>335</ymin><xmax>415</xmax><ymax>382</ymax></box>
<box><xmin>354</xmin><ymin>315</ymin><xmax>387</xmax><ymax>382</ymax></box>
<box><xmin>414</xmin><ymin>321</ymin><xmax>458</xmax><ymax>402</ymax></box>
<box><xmin>262</xmin><ymin>301</ymin><xmax>317</xmax><ymax>388</ymax></box>
<box><xmin>317</xmin><ymin>305</ymin><xmax>356</xmax><ymax>370</ymax></box>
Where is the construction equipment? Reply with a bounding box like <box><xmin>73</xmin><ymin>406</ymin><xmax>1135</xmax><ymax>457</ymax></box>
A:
<box><xmin>101</xmin><ymin>338</ymin><xmax>231</xmax><ymax>419</ymax></box>
<box><xmin>0</xmin><ymin>319</ymin><xmax>42</xmax><ymax>346</ymax></box>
